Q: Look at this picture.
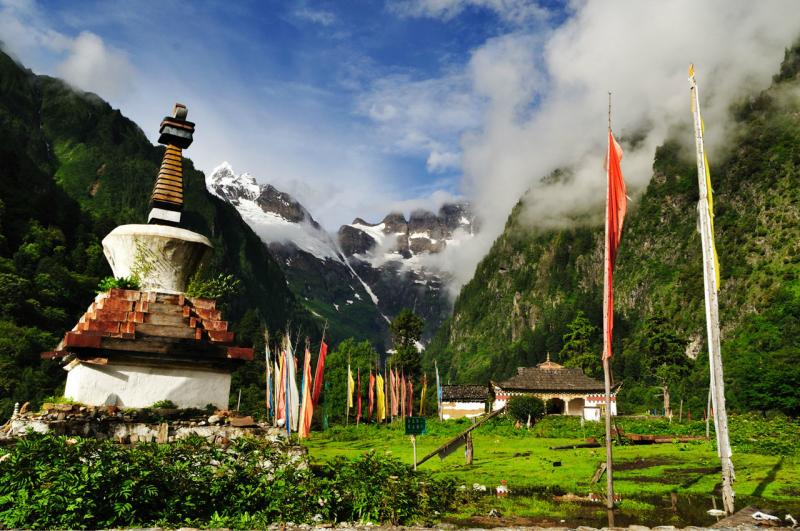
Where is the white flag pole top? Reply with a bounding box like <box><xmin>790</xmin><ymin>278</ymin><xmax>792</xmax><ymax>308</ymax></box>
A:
<box><xmin>688</xmin><ymin>63</ymin><xmax>735</xmax><ymax>515</ymax></box>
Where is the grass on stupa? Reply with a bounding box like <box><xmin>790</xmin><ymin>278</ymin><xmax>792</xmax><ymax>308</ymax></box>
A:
<box><xmin>302</xmin><ymin>416</ymin><xmax>800</xmax><ymax>525</ymax></box>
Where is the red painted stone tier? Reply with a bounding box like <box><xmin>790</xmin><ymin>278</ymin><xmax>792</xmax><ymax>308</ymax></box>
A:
<box><xmin>43</xmin><ymin>289</ymin><xmax>253</xmax><ymax>361</ymax></box>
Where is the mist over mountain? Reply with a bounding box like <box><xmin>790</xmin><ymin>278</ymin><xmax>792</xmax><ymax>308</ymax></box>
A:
<box><xmin>425</xmin><ymin>41</ymin><xmax>800</xmax><ymax>417</ymax></box>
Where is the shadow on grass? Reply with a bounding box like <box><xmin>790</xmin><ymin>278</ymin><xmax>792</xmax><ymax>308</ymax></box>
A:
<box><xmin>753</xmin><ymin>456</ymin><xmax>784</xmax><ymax>498</ymax></box>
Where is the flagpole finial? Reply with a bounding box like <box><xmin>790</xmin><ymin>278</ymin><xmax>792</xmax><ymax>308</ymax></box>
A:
<box><xmin>688</xmin><ymin>63</ymin><xmax>695</xmax><ymax>78</ymax></box>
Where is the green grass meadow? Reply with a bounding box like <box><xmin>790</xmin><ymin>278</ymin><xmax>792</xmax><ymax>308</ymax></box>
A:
<box><xmin>303</xmin><ymin>416</ymin><xmax>800</xmax><ymax>526</ymax></box>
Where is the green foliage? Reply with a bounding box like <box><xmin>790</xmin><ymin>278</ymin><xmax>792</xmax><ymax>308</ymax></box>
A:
<box><xmin>0</xmin><ymin>434</ymin><xmax>457</xmax><ymax>528</ymax></box>
<box><xmin>727</xmin><ymin>413</ymin><xmax>800</xmax><ymax>456</ymax></box>
<box><xmin>150</xmin><ymin>399</ymin><xmax>177</xmax><ymax>409</ymax></box>
<box><xmin>96</xmin><ymin>275</ymin><xmax>140</xmax><ymax>293</ymax></box>
<box><xmin>322</xmin><ymin>338</ymin><xmax>379</xmax><ymax>421</ymax></box>
<box><xmin>558</xmin><ymin>311</ymin><xmax>601</xmax><ymax>378</ymax></box>
<box><xmin>186</xmin><ymin>272</ymin><xmax>241</xmax><ymax>300</ymax></box>
<box><xmin>506</xmin><ymin>395</ymin><xmax>545</xmax><ymax>423</ymax></box>
<box><xmin>390</xmin><ymin>309</ymin><xmax>424</xmax><ymax>350</ymax></box>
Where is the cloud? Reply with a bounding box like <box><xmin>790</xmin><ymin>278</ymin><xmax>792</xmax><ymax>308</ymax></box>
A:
<box><xmin>357</xmin><ymin>70</ymin><xmax>482</xmax><ymax>170</ymax></box>
<box><xmin>439</xmin><ymin>0</ymin><xmax>800</xmax><ymax>290</ymax></box>
<box><xmin>294</xmin><ymin>7</ymin><xmax>336</xmax><ymax>26</ymax></box>
<box><xmin>56</xmin><ymin>31</ymin><xmax>135</xmax><ymax>98</ymax></box>
<box><xmin>427</xmin><ymin>150</ymin><xmax>461</xmax><ymax>173</ymax></box>
<box><xmin>389</xmin><ymin>0</ymin><xmax>550</xmax><ymax>26</ymax></box>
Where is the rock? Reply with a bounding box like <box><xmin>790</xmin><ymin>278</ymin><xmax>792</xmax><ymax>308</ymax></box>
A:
<box><xmin>208</xmin><ymin>415</ymin><xmax>222</xmax><ymax>424</ymax></box>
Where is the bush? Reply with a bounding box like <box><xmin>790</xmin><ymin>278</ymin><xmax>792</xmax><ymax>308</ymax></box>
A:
<box><xmin>0</xmin><ymin>433</ymin><xmax>458</xmax><ymax>528</ymax></box>
<box><xmin>186</xmin><ymin>273</ymin><xmax>240</xmax><ymax>300</ymax></box>
<box><xmin>96</xmin><ymin>275</ymin><xmax>140</xmax><ymax>293</ymax></box>
<box><xmin>506</xmin><ymin>396</ymin><xmax>545</xmax><ymax>424</ymax></box>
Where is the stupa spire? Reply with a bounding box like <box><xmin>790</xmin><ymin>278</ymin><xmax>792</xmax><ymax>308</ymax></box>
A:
<box><xmin>148</xmin><ymin>103</ymin><xmax>195</xmax><ymax>226</ymax></box>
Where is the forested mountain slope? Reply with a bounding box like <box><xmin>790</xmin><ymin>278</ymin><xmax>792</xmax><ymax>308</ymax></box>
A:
<box><xmin>0</xmin><ymin>50</ymin><xmax>316</xmax><ymax>418</ymax></box>
<box><xmin>427</xmin><ymin>43</ymin><xmax>800</xmax><ymax>416</ymax></box>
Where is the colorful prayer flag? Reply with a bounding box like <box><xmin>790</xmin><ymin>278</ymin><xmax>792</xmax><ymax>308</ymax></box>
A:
<box><xmin>376</xmin><ymin>373</ymin><xmax>386</xmax><ymax>422</ymax></box>
<box><xmin>312</xmin><ymin>340</ymin><xmax>328</xmax><ymax>405</ymax></box>
<box><xmin>368</xmin><ymin>371</ymin><xmax>375</xmax><ymax>419</ymax></box>
<box><xmin>347</xmin><ymin>364</ymin><xmax>355</xmax><ymax>409</ymax></box>
<box><xmin>356</xmin><ymin>368</ymin><xmax>362</xmax><ymax>425</ymax></box>
<box><xmin>298</xmin><ymin>347</ymin><xmax>314</xmax><ymax>438</ymax></box>
<box><xmin>603</xmin><ymin>130</ymin><xmax>628</xmax><ymax>360</ymax></box>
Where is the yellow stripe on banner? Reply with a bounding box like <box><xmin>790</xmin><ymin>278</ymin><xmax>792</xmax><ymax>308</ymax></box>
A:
<box><xmin>701</xmin><ymin>116</ymin><xmax>721</xmax><ymax>290</ymax></box>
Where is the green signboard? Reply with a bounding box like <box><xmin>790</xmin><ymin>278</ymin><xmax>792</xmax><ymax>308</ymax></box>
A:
<box><xmin>405</xmin><ymin>416</ymin><xmax>426</xmax><ymax>435</ymax></box>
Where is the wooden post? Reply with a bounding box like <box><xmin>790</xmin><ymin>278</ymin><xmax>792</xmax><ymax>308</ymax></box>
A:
<box><xmin>679</xmin><ymin>398</ymin><xmax>684</xmax><ymax>423</ymax></box>
<box><xmin>706</xmin><ymin>388</ymin><xmax>712</xmax><ymax>438</ymax></box>
<box><xmin>465</xmin><ymin>432</ymin><xmax>474</xmax><ymax>465</ymax></box>
<box><xmin>689</xmin><ymin>64</ymin><xmax>735</xmax><ymax>515</ymax></box>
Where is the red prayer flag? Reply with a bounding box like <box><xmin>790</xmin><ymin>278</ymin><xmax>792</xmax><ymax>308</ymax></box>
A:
<box><xmin>407</xmin><ymin>379</ymin><xmax>413</xmax><ymax>415</ymax></box>
<box><xmin>368</xmin><ymin>372</ymin><xmax>375</xmax><ymax>419</ymax></box>
<box><xmin>603</xmin><ymin>131</ymin><xmax>628</xmax><ymax>359</ymax></box>
<box><xmin>312</xmin><ymin>340</ymin><xmax>328</xmax><ymax>405</ymax></box>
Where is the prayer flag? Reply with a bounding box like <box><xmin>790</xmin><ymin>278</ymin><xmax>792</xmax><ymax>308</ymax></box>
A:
<box><xmin>376</xmin><ymin>373</ymin><xmax>386</xmax><ymax>422</ymax></box>
<box><xmin>347</xmin><ymin>364</ymin><xmax>355</xmax><ymax>409</ymax></box>
<box><xmin>419</xmin><ymin>373</ymin><xmax>427</xmax><ymax>415</ymax></box>
<box><xmin>603</xmin><ymin>130</ymin><xmax>628</xmax><ymax>359</ymax></box>
<box><xmin>312</xmin><ymin>340</ymin><xmax>328</xmax><ymax>405</ymax></box>
<box><xmin>368</xmin><ymin>371</ymin><xmax>375</xmax><ymax>419</ymax></box>
<box><xmin>356</xmin><ymin>368</ymin><xmax>362</xmax><ymax>424</ymax></box>
<box><xmin>298</xmin><ymin>347</ymin><xmax>314</xmax><ymax>438</ymax></box>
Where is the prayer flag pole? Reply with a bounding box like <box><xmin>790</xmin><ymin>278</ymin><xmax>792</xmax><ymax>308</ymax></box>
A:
<box><xmin>602</xmin><ymin>91</ymin><xmax>615</xmax><ymax>511</ymax></box>
<box><xmin>688</xmin><ymin>64</ymin><xmax>735</xmax><ymax>514</ymax></box>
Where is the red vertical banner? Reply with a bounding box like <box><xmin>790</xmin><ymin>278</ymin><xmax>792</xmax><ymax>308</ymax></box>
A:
<box><xmin>603</xmin><ymin>131</ymin><xmax>628</xmax><ymax>359</ymax></box>
<box><xmin>312</xmin><ymin>340</ymin><xmax>328</xmax><ymax>405</ymax></box>
<box><xmin>368</xmin><ymin>371</ymin><xmax>375</xmax><ymax>419</ymax></box>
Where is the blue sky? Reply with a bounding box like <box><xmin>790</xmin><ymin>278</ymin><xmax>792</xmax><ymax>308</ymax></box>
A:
<box><xmin>3</xmin><ymin>0</ymin><xmax>799</xmax><ymax>286</ymax></box>
<box><xmin>0</xmin><ymin>0</ymin><xmax>568</xmax><ymax>227</ymax></box>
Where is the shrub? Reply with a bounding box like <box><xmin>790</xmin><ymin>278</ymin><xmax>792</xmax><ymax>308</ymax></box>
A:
<box><xmin>0</xmin><ymin>433</ymin><xmax>457</xmax><ymax>529</ymax></box>
<box><xmin>186</xmin><ymin>273</ymin><xmax>240</xmax><ymax>300</ymax></box>
<box><xmin>506</xmin><ymin>396</ymin><xmax>545</xmax><ymax>424</ymax></box>
<box><xmin>96</xmin><ymin>275</ymin><xmax>140</xmax><ymax>293</ymax></box>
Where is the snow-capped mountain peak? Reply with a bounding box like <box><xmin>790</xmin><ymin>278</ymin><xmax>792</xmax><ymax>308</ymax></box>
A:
<box><xmin>207</xmin><ymin>163</ymin><xmax>340</xmax><ymax>261</ymax></box>
<box><xmin>207</xmin><ymin>161</ymin><xmax>260</xmax><ymax>204</ymax></box>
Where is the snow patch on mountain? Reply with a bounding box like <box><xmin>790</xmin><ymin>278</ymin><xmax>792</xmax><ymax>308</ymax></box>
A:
<box><xmin>207</xmin><ymin>162</ymin><xmax>341</xmax><ymax>262</ymax></box>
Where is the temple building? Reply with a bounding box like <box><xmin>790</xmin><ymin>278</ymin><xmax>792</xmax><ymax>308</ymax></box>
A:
<box><xmin>491</xmin><ymin>355</ymin><xmax>617</xmax><ymax>421</ymax></box>
<box><xmin>44</xmin><ymin>104</ymin><xmax>253</xmax><ymax>410</ymax></box>
<box><xmin>440</xmin><ymin>385</ymin><xmax>489</xmax><ymax>420</ymax></box>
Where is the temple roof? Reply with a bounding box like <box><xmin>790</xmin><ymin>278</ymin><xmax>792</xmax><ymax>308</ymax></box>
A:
<box><xmin>44</xmin><ymin>288</ymin><xmax>253</xmax><ymax>365</ymax></box>
<box><xmin>495</xmin><ymin>357</ymin><xmax>605</xmax><ymax>392</ymax></box>
<box><xmin>441</xmin><ymin>384</ymin><xmax>489</xmax><ymax>402</ymax></box>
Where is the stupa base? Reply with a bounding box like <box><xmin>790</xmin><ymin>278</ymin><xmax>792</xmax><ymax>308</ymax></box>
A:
<box><xmin>64</xmin><ymin>360</ymin><xmax>231</xmax><ymax>410</ymax></box>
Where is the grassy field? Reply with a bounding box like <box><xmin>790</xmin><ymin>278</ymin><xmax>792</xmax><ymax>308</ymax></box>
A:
<box><xmin>303</xmin><ymin>416</ymin><xmax>800</xmax><ymax>527</ymax></box>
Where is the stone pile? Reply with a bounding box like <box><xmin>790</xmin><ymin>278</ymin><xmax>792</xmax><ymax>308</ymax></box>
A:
<box><xmin>2</xmin><ymin>403</ymin><xmax>292</xmax><ymax>449</ymax></box>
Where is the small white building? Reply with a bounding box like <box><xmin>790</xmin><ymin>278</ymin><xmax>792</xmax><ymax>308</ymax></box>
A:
<box><xmin>440</xmin><ymin>385</ymin><xmax>489</xmax><ymax>420</ymax></box>
<box><xmin>491</xmin><ymin>357</ymin><xmax>617</xmax><ymax>421</ymax></box>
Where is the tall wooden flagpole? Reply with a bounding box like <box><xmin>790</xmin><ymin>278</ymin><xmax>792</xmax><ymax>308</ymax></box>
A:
<box><xmin>602</xmin><ymin>91</ymin><xmax>615</xmax><ymax>510</ymax></box>
<box><xmin>688</xmin><ymin>64</ymin><xmax>735</xmax><ymax>515</ymax></box>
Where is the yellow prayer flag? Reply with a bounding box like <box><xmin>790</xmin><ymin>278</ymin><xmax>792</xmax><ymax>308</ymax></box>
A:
<box><xmin>376</xmin><ymin>374</ymin><xmax>386</xmax><ymax>422</ymax></box>
<box><xmin>347</xmin><ymin>365</ymin><xmax>355</xmax><ymax>408</ymax></box>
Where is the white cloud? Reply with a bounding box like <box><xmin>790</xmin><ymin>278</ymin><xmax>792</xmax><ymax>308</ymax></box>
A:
<box><xmin>389</xmin><ymin>0</ymin><xmax>550</xmax><ymax>25</ymax></box>
<box><xmin>427</xmin><ymin>149</ymin><xmax>461</xmax><ymax>173</ymax></box>
<box><xmin>294</xmin><ymin>7</ymin><xmax>336</xmax><ymax>26</ymax></box>
<box><xmin>448</xmin><ymin>0</ymin><xmax>800</xmax><ymax>290</ymax></box>
<box><xmin>357</xmin><ymin>70</ymin><xmax>482</xmax><ymax>172</ymax></box>
<box><xmin>56</xmin><ymin>31</ymin><xmax>135</xmax><ymax>98</ymax></box>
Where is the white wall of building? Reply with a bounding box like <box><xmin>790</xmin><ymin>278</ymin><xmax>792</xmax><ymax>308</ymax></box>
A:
<box><xmin>64</xmin><ymin>361</ymin><xmax>231</xmax><ymax>409</ymax></box>
<box><xmin>441</xmin><ymin>401</ymin><xmax>486</xmax><ymax>420</ymax></box>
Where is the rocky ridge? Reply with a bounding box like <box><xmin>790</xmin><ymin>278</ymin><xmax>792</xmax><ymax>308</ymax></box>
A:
<box><xmin>206</xmin><ymin>163</ymin><xmax>476</xmax><ymax>345</ymax></box>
